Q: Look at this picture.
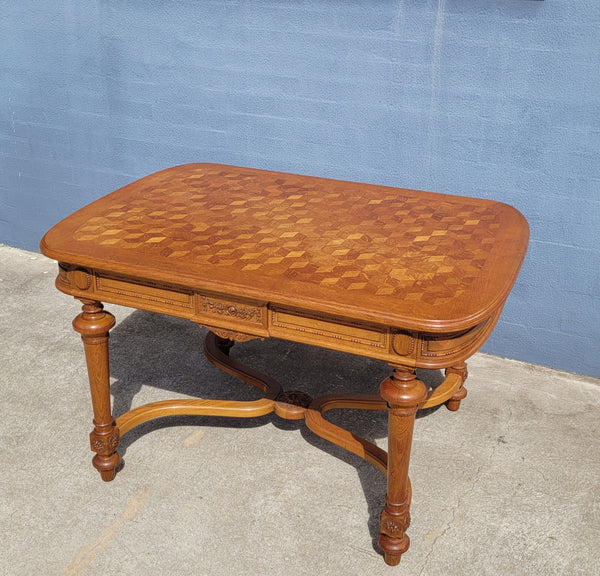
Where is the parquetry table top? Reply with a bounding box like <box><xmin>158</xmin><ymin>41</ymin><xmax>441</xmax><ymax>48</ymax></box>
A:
<box><xmin>40</xmin><ymin>163</ymin><xmax>529</xmax><ymax>332</ymax></box>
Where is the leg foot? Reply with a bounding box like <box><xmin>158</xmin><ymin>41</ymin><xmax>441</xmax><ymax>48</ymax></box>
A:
<box><xmin>98</xmin><ymin>467</ymin><xmax>117</xmax><ymax>482</ymax></box>
<box><xmin>73</xmin><ymin>300</ymin><xmax>120</xmax><ymax>481</ymax></box>
<box><xmin>379</xmin><ymin>536</ymin><xmax>409</xmax><ymax>566</ymax></box>
<box><xmin>445</xmin><ymin>362</ymin><xmax>468</xmax><ymax>411</ymax></box>
<box><xmin>378</xmin><ymin>367</ymin><xmax>427</xmax><ymax>563</ymax></box>
<box><xmin>379</xmin><ymin>493</ymin><xmax>411</xmax><ymax>565</ymax></box>
<box><xmin>90</xmin><ymin>424</ymin><xmax>121</xmax><ymax>481</ymax></box>
<box><xmin>446</xmin><ymin>386</ymin><xmax>467</xmax><ymax>411</ymax></box>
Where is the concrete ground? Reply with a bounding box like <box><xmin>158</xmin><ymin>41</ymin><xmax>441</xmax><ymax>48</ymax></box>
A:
<box><xmin>1</xmin><ymin>243</ymin><xmax>599</xmax><ymax>576</ymax></box>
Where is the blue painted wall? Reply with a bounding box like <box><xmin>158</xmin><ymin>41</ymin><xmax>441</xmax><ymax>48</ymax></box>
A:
<box><xmin>1</xmin><ymin>1</ymin><xmax>599</xmax><ymax>377</ymax></box>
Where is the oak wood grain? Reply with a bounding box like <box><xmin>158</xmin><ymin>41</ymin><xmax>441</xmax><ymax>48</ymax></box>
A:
<box><xmin>40</xmin><ymin>164</ymin><xmax>529</xmax><ymax>566</ymax></box>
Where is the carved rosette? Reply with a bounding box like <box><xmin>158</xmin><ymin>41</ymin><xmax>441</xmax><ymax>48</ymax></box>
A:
<box><xmin>90</xmin><ymin>429</ymin><xmax>120</xmax><ymax>456</ymax></box>
<box><xmin>73</xmin><ymin>269</ymin><xmax>92</xmax><ymax>291</ymax></box>
<box><xmin>57</xmin><ymin>263</ymin><xmax>92</xmax><ymax>291</ymax></box>
<box><xmin>380</xmin><ymin>492</ymin><xmax>411</xmax><ymax>533</ymax></box>
<box><xmin>391</xmin><ymin>332</ymin><xmax>415</xmax><ymax>356</ymax></box>
<box><xmin>379</xmin><ymin>495</ymin><xmax>412</xmax><ymax>564</ymax></box>
<box><xmin>381</xmin><ymin>515</ymin><xmax>410</xmax><ymax>538</ymax></box>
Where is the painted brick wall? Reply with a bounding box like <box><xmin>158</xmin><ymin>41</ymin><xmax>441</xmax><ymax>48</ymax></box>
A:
<box><xmin>1</xmin><ymin>1</ymin><xmax>598</xmax><ymax>376</ymax></box>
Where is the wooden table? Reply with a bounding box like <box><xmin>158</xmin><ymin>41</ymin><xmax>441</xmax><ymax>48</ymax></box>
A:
<box><xmin>40</xmin><ymin>163</ymin><xmax>529</xmax><ymax>565</ymax></box>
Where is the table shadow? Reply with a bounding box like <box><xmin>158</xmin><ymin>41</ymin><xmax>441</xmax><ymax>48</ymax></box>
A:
<box><xmin>107</xmin><ymin>309</ymin><xmax>446</xmax><ymax>557</ymax></box>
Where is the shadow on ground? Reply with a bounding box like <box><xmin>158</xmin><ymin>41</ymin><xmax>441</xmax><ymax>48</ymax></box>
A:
<box><xmin>107</xmin><ymin>309</ymin><xmax>447</xmax><ymax>554</ymax></box>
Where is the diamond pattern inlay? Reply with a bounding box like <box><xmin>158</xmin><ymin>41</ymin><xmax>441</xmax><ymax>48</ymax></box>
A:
<box><xmin>70</xmin><ymin>165</ymin><xmax>505</xmax><ymax>309</ymax></box>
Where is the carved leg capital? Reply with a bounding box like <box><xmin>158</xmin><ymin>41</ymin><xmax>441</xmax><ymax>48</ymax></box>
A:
<box><xmin>72</xmin><ymin>299</ymin><xmax>116</xmax><ymax>340</ymax></box>
<box><xmin>380</xmin><ymin>366</ymin><xmax>429</xmax><ymax>411</ymax></box>
<box><xmin>378</xmin><ymin>367</ymin><xmax>427</xmax><ymax>565</ymax></box>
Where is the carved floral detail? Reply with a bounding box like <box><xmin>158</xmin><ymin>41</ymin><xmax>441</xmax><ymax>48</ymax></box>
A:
<box><xmin>382</xmin><ymin>519</ymin><xmax>404</xmax><ymax>537</ymax></box>
<box><xmin>201</xmin><ymin>296</ymin><xmax>262</xmax><ymax>322</ymax></box>
<box><xmin>206</xmin><ymin>326</ymin><xmax>258</xmax><ymax>343</ymax></box>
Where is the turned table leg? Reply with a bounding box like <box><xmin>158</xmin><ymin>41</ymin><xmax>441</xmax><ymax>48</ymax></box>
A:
<box><xmin>72</xmin><ymin>300</ymin><xmax>120</xmax><ymax>481</ymax></box>
<box><xmin>445</xmin><ymin>362</ymin><xmax>468</xmax><ymax>411</ymax></box>
<box><xmin>378</xmin><ymin>366</ymin><xmax>428</xmax><ymax>565</ymax></box>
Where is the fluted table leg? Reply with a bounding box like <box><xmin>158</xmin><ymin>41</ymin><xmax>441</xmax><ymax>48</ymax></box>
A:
<box><xmin>378</xmin><ymin>366</ymin><xmax>428</xmax><ymax>565</ymax></box>
<box><xmin>72</xmin><ymin>300</ymin><xmax>120</xmax><ymax>481</ymax></box>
